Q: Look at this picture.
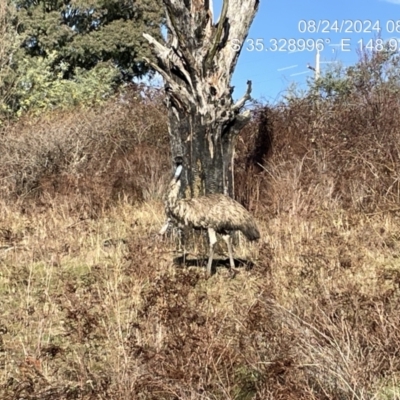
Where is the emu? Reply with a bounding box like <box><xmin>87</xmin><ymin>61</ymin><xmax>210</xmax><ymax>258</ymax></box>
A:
<box><xmin>160</xmin><ymin>164</ymin><xmax>260</xmax><ymax>275</ymax></box>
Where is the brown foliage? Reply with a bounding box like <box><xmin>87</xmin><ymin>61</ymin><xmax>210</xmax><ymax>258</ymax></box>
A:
<box><xmin>0</xmin><ymin>85</ymin><xmax>170</xmax><ymax>211</ymax></box>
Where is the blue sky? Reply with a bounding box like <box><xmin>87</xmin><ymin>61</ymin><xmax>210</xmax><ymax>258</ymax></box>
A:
<box><xmin>211</xmin><ymin>0</ymin><xmax>400</xmax><ymax>103</ymax></box>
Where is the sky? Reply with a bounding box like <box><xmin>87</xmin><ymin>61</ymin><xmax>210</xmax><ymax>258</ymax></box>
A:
<box><xmin>210</xmin><ymin>0</ymin><xmax>400</xmax><ymax>103</ymax></box>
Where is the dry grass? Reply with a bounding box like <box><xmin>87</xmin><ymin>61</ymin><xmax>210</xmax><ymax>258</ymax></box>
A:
<box><xmin>0</xmin><ymin>182</ymin><xmax>399</xmax><ymax>399</ymax></box>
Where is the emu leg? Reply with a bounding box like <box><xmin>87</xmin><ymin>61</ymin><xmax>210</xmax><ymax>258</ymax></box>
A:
<box><xmin>207</xmin><ymin>228</ymin><xmax>217</xmax><ymax>276</ymax></box>
<box><xmin>222</xmin><ymin>234</ymin><xmax>236</xmax><ymax>270</ymax></box>
<box><xmin>179</xmin><ymin>227</ymin><xmax>186</xmax><ymax>265</ymax></box>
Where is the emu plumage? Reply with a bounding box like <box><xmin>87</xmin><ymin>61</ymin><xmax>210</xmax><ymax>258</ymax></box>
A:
<box><xmin>161</xmin><ymin>165</ymin><xmax>260</xmax><ymax>275</ymax></box>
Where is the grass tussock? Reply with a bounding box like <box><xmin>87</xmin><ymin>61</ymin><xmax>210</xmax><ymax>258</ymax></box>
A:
<box><xmin>1</xmin><ymin>56</ymin><xmax>400</xmax><ymax>398</ymax></box>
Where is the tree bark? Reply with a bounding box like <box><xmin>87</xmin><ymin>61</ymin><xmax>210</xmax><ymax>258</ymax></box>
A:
<box><xmin>144</xmin><ymin>0</ymin><xmax>259</xmax><ymax>198</ymax></box>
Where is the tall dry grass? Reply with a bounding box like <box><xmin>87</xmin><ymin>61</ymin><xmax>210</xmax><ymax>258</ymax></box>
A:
<box><xmin>1</xmin><ymin>187</ymin><xmax>399</xmax><ymax>399</ymax></box>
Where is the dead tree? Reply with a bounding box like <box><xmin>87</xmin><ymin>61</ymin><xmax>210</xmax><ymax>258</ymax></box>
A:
<box><xmin>143</xmin><ymin>0</ymin><xmax>259</xmax><ymax>198</ymax></box>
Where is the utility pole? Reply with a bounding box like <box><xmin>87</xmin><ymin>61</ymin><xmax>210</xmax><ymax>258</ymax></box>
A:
<box><xmin>307</xmin><ymin>49</ymin><xmax>321</xmax><ymax>80</ymax></box>
<box><xmin>315</xmin><ymin>49</ymin><xmax>321</xmax><ymax>80</ymax></box>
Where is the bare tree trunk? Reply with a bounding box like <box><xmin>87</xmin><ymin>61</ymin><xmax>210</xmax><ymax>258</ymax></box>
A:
<box><xmin>144</xmin><ymin>0</ymin><xmax>259</xmax><ymax>198</ymax></box>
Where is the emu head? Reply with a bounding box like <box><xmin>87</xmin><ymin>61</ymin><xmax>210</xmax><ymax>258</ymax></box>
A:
<box><xmin>169</xmin><ymin>163</ymin><xmax>183</xmax><ymax>189</ymax></box>
<box><xmin>166</xmin><ymin>163</ymin><xmax>183</xmax><ymax>209</ymax></box>
<box><xmin>173</xmin><ymin>164</ymin><xmax>182</xmax><ymax>182</ymax></box>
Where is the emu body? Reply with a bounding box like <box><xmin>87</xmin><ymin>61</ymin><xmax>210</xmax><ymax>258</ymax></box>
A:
<box><xmin>162</xmin><ymin>165</ymin><xmax>260</xmax><ymax>275</ymax></box>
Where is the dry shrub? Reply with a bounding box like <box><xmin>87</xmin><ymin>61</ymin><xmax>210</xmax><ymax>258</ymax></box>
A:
<box><xmin>0</xmin><ymin>85</ymin><xmax>170</xmax><ymax>211</ymax></box>
<box><xmin>238</xmin><ymin>93</ymin><xmax>400</xmax><ymax>215</ymax></box>
<box><xmin>236</xmin><ymin>51</ymin><xmax>400</xmax><ymax>215</ymax></box>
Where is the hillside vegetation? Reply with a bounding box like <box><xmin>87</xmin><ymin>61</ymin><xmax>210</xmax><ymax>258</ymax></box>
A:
<box><xmin>1</xmin><ymin>50</ymin><xmax>400</xmax><ymax>399</ymax></box>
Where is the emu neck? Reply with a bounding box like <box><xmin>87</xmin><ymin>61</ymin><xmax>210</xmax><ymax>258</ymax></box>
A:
<box><xmin>166</xmin><ymin>179</ymin><xmax>181</xmax><ymax>212</ymax></box>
